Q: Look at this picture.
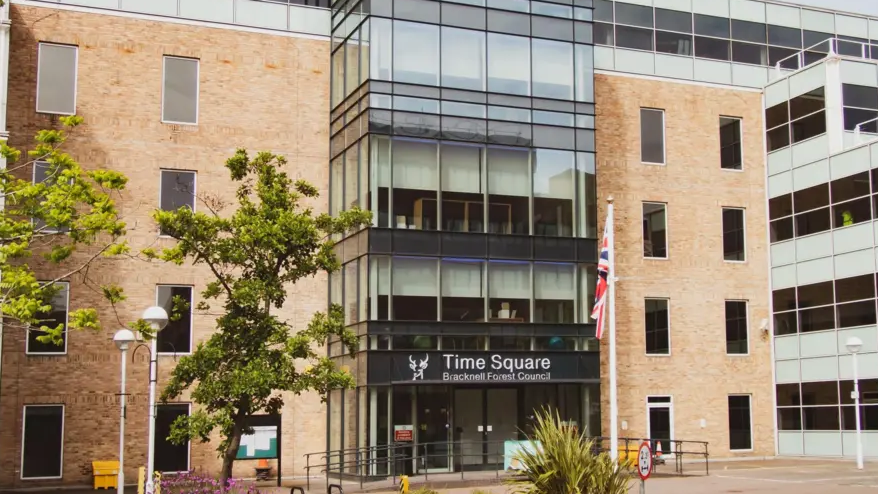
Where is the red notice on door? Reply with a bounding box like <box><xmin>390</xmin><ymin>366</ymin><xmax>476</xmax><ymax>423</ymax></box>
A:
<box><xmin>394</xmin><ymin>425</ymin><xmax>413</xmax><ymax>442</ymax></box>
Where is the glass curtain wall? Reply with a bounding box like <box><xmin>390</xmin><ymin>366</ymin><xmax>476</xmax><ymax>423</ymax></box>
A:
<box><xmin>342</xmin><ymin>255</ymin><xmax>594</xmax><ymax>324</ymax></box>
<box><xmin>368</xmin><ymin>136</ymin><xmax>596</xmax><ymax>237</ymax></box>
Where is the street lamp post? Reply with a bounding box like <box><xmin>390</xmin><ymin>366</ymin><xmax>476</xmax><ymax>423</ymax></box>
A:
<box><xmin>846</xmin><ymin>336</ymin><xmax>864</xmax><ymax>470</ymax></box>
<box><xmin>142</xmin><ymin>306</ymin><xmax>169</xmax><ymax>494</ymax></box>
<box><xmin>113</xmin><ymin>329</ymin><xmax>137</xmax><ymax>494</ymax></box>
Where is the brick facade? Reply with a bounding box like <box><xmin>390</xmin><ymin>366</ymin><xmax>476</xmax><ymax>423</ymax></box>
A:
<box><xmin>595</xmin><ymin>74</ymin><xmax>775</xmax><ymax>458</ymax></box>
<box><xmin>0</xmin><ymin>5</ymin><xmax>330</xmax><ymax>487</ymax></box>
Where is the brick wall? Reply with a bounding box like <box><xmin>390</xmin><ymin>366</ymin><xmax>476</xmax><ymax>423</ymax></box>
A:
<box><xmin>0</xmin><ymin>5</ymin><xmax>331</xmax><ymax>487</ymax></box>
<box><xmin>595</xmin><ymin>74</ymin><xmax>775</xmax><ymax>458</ymax></box>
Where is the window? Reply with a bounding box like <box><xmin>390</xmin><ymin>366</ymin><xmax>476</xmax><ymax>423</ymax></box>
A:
<box><xmin>656</xmin><ymin>31</ymin><xmax>693</xmax><ymax>56</ymax></box>
<box><xmin>487</xmin><ymin>33</ymin><xmax>530</xmax><ymax>95</ymax></box>
<box><xmin>722</xmin><ymin>208</ymin><xmax>745</xmax><ymax>261</ymax></box>
<box><xmin>533</xmin><ymin>149</ymin><xmax>574</xmax><ymax>237</ymax></box>
<box><xmin>392</xmin><ymin>138</ymin><xmax>438</xmax><ymax>230</ymax></box>
<box><xmin>765</xmin><ymin>88</ymin><xmax>826</xmax><ymax>152</ymax></box>
<box><xmin>534</xmin><ymin>263</ymin><xmax>575</xmax><ymax>323</ymax></box>
<box><xmin>645</xmin><ymin>298</ymin><xmax>670</xmax><ymax>355</ymax></box>
<box><xmin>441</xmin><ymin>260</ymin><xmax>484</xmax><ymax>322</ymax></box>
<box><xmin>725</xmin><ymin>301</ymin><xmax>748</xmax><ymax>355</ymax></box>
<box><xmin>155</xmin><ymin>404</ymin><xmax>190</xmax><ymax>473</ymax></box>
<box><xmin>772</xmin><ymin>274</ymin><xmax>878</xmax><ymax>335</ymax></box>
<box><xmin>728</xmin><ymin>396</ymin><xmax>752</xmax><ymax>450</ymax></box>
<box><xmin>36</xmin><ymin>43</ymin><xmax>77</xmax><ymax>115</ymax></box>
<box><xmin>156</xmin><ymin>285</ymin><xmax>193</xmax><ymax>354</ymax></box>
<box><xmin>21</xmin><ymin>405</ymin><xmax>64</xmax><ymax>479</ymax></box>
<box><xmin>32</xmin><ymin>161</ymin><xmax>71</xmax><ymax>234</ymax></box>
<box><xmin>487</xmin><ymin>146</ymin><xmax>529</xmax><ymax>234</ymax></box>
<box><xmin>393</xmin><ymin>257</ymin><xmax>439</xmax><ymax>321</ymax></box>
<box><xmin>159</xmin><ymin>170</ymin><xmax>196</xmax><ymax>234</ymax></box>
<box><xmin>162</xmin><ymin>56</ymin><xmax>199</xmax><ymax>125</ymax></box>
<box><xmin>26</xmin><ymin>282</ymin><xmax>69</xmax><ymax>355</ymax></box>
<box><xmin>642</xmin><ymin>202</ymin><xmax>667</xmax><ymax>258</ymax></box>
<box><xmin>441</xmin><ymin>27</ymin><xmax>486</xmax><ymax>91</ymax></box>
<box><xmin>489</xmin><ymin>261</ymin><xmax>530</xmax><ymax>322</ymax></box>
<box><xmin>441</xmin><ymin>142</ymin><xmax>484</xmax><ymax>233</ymax></box>
<box><xmin>615</xmin><ymin>2</ymin><xmax>652</xmax><ymax>28</ymax></box>
<box><xmin>640</xmin><ymin>109</ymin><xmax>665</xmax><ymax>164</ymax></box>
<box><xmin>394</xmin><ymin>21</ymin><xmax>439</xmax><ymax>86</ymax></box>
<box><xmin>655</xmin><ymin>8</ymin><xmax>691</xmax><ymax>33</ymax></box>
<box><xmin>842</xmin><ymin>84</ymin><xmax>878</xmax><ymax>133</ymax></box>
<box><xmin>532</xmin><ymin>39</ymin><xmax>574</xmax><ymax>100</ymax></box>
<box><xmin>616</xmin><ymin>25</ymin><xmax>654</xmax><ymax>51</ymax></box>
<box><xmin>719</xmin><ymin>117</ymin><xmax>742</xmax><ymax>170</ymax></box>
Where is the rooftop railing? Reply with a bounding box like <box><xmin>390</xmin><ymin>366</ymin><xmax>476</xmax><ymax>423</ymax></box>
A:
<box><xmin>775</xmin><ymin>37</ymin><xmax>875</xmax><ymax>78</ymax></box>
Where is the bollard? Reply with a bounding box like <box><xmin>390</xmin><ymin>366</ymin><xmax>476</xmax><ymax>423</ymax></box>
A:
<box><xmin>398</xmin><ymin>475</ymin><xmax>409</xmax><ymax>494</ymax></box>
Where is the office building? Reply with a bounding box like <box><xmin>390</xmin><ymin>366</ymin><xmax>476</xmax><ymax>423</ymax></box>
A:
<box><xmin>2</xmin><ymin>0</ymin><xmax>878</xmax><ymax>488</ymax></box>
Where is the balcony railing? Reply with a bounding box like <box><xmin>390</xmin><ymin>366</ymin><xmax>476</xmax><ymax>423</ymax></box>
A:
<box><xmin>775</xmin><ymin>37</ymin><xmax>875</xmax><ymax>77</ymax></box>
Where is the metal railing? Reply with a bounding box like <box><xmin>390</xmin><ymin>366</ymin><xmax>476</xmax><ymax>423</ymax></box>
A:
<box><xmin>775</xmin><ymin>37</ymin><xmax>874</xmax><ymax>77</ymax></box>
<box><xmin>855</xmin><ymin>116</ymin><xmax>878</xmax><ymax>146</ymax></box>
<box><xmin>304</xmin><ymin>436</ymin><xmax>709</xmax><ymax>491</ymax></box>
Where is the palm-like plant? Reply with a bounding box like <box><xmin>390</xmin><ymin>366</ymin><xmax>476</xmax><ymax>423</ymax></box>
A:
<box><xmin>506</xmin><ymin>407</ymin><xmax>631</xmax><ymax>494</ymax></box>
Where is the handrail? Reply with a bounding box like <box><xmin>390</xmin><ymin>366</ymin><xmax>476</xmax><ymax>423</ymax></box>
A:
<box><xmin>774</xmin><ymin>37</ymin><xmax>874</xmax><ymax>78</ymax></box>
<box><xmin>855</xmin><ymin>116</ymin><xmax>878</xmax><ymax>145</ymax></box>
<box><xmin>303</xmin><ymin>436</ymin><xmax>710</xmax><ymax>489</ymax></box>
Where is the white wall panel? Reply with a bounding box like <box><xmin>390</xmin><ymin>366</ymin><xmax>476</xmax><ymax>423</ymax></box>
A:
<box><xmin>120</xmin><ymin>0</ymin><xmax>176</xmax><ymax>16</ymax></box>
<box><xmin>796</xmin><ymin>232</ymin><xmax>832</xmax><ymax>262</ymax></box>
<box><xmin>692</xmin><ymin>0</ymin><xmax>729</xmax><ymax>17</ymax></box>
<box><xmin>766</xmin><ymin>4</ymin><xmax>801</xmax><ymax>29</ymax></box>
<box><xmin>771</xmin><ymin>240</ymin><xmax>796</xmax><ymax>267</ymax></box>
<box><xmin>732</xmin><ymin>63</ymin><xmax>768</xmax><ymax>88</ymax></box>
<box><xmin>775</xmin><ymin>359</ymin><xmax>801</xmax><ymax>382</ymax></box>
<box><xmin>792</xmin><ymin>135</ymin><xmax>829</xmax><ymax>168</ymax></box>
<box><xmin>835</xmin><ymin>249</ymin><xmax>876</xmax><ymax>279</ymax></box>
<box><xmin>181</xmin><ymin>0</ymin><xmax>234</xmax><ymax>24</ymax></box>
<box><xmin>775</xmin><ymin>336</ymin><xmax>799</xmax><ymax>360</ymax></box>
<box><xmin>799</xmin><ymin>355</ymin><xmax>838</xmax><ymax>381</ymax></box>
<box><xmin>694</xmin><ymin>59</ymin><xmax>731</xmax><ymax>85</ymax></box>
<box><xmin>837</xmin><ymin>327</ymin><xmax>878</xmax><ymax>355</ymax></box>
<box><xmin>789</xmin><ymin>64</ymin><xmax>826</xmax><ymax>98</ymax></box>
<box><xmin>839</xmin><ymin>353</ymin><xmax>878</xmax><ymax>379</ymax></box>
<box><xmin>772</xmin><ymin>264</ymin><xmax>797</xmax><ymax>289</ymax></box>
<box><xmin>765</xmin><ymin>80</ymin><xmax>790</xmax><ymax>108</ymax></box>
<box><xmin>840</xmin><ymin>61</ymin><xmax>878</xmax><ymax>86</ymax></box>
<box><xmin>801</xmin><ymin>9</ymin><xmax>834</xmax><ymax>33</ymax></box>
<box><xmin>830</xmin><ymin>145</ymin><xmax>871</xmax><ymax>179</ymax></box>
<box><xmin>768</xmin><ymin>147</ymin><xmax>791</xmax><ymax>175</ymax></box>
<box><xmin>768</xmin><ymin>171</ymin><xmax>793</xmax><ymax>198</ymax></box>
<box><xmin>778</xmin><ymin>432</ymin><xmax>804</xmax><ymax>455</ymax></box>
<box><xmin>616</xmin><ymin>49</ymin><xmax>656</xmax><ymax>76</ymax></box>
<box><xmin>796</xmin><ymin>256</ymin><xmax>833</xmax><ymax>285</ymax></box>
<box><xmin>654</xmin><ymin>0</ymin><xmax>691</xmax><ymax>12</ymax></box>
<box><xmin>793</xmin><ymin>158</ymin><xmax>830</xmax><ymax>191</ymax></box>
<box><xmin>804</xmin><ymin>432</ymin><xmax>842</xmax><ymax>456</ymax></box>
<box><xmin>800</xmin><ymin>331</ymin><xmax>838</xmax><ymax>358</ymax></box>
<box><xmin>235</xmin><ymin>0</ymin><xmax>288</xmax><ymax>31</ymax></box>
<box><xmin>834</xmin><ymin>223</ymin><xmax>873</xmax><ymax>255</ymax></box>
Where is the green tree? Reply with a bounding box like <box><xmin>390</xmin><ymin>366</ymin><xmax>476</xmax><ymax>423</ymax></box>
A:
<box><xmin>0</xmin><ymin>116</ymin><xmax>129</xmax><ymax>345</ymax></box>
<box><xmin>152</xmin><ymin>149</ymin><xmax>370</xmax><ymax>482</ymax></box>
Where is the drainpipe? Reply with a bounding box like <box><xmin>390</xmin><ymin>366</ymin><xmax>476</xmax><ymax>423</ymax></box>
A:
<box><xmin>0</xmin><ymin>0</ymin><xmax>12</xmax><ymax>463</ymax></box>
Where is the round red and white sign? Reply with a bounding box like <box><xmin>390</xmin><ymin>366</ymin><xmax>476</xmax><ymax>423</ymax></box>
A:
<box><xmin>637</xmin><ymin>442</ymin><xmax>652</xmax><ymax>480</ymax></box>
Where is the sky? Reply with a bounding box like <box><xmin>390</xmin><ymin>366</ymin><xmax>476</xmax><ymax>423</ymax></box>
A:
<box><xmin>787</xmin><ymin>0</ymin><xmax>878</xmax><ymax>17</ymax></box>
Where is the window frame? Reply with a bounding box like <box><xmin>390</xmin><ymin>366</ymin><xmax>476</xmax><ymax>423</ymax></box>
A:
<box><xmin>154</xmin><ymin>402</ymin><xmax>192</xmax><ymax>473</ymax></box>
<box><xmin>25</xmin><ymin>281</ymin><xmax>70</xmax><ymax>356</ymax></box>
<box><xmin>20</xmin><ymin>404</ymin><xmax>65</xmax><ymax>480</ymax></box>
<box><xmin>155</xmin><ymin>284</ymin><xmax>195</xmax><ymax>356</ymax></box>
<box><xmin>36</xmin><ymin>42</ymin><xmax>78</xmax><ymax>116</ymax></box>
<box><xmin>640</xmin><ymin>108</ymin><xmax>666</xmax><ymax>165</ymax></box>
<box><xmin>642</xmin><ymin>201</ymin><xmax>669</xmax><ymax>260</ymax></box>
<box><xmin>727</xmin><ymin>394</ymin><xmax>754</xmax><ymax>452</ymax></box>
<box><xmin>644</xmin><ymin>297</ymin><xmax>671</xmax><ymax>356</ymax></box>
<box><xmin>719</xmin><ymin>116</ymin><xmax>744</xmax><ymax>171</ymax></box>
<box><xmin>158</xmin><ymin>169</ymin><xmax>198</xmax><ymax>237</ymax></box>
<box><xmin>722</xmin><ymin>207</ymin><xmax>746</xmax><ymax>263</ymax></box>
<box><xmin>161</xmin><ymin>55</ymin><xmax>201</xmax><ymax>126</ymax></box>
<box><xmin>725</xmin><ymin>300</ymin><xmax>750</xmax><ymax>356</ymax></box>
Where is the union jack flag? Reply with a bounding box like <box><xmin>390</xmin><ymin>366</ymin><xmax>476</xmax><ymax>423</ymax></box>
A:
<box><xmin>591</xmin><ymin>216</ymin><xmax>611</xmax><ymax>339</ymax></box>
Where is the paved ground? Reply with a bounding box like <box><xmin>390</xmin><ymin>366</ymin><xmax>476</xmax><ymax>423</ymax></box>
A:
<box><xmin>340</xmin><ymin>459</ymin><xmax>878</xmax><ymax>494</ymax></box>
<box><xmin>8</xmin><ymin>459</ymin><xmax>878</xmax><ymax>494</ymax></box>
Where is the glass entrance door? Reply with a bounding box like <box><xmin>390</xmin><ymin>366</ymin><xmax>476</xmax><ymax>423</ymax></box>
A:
<box><xmin>452</xmin><ymin>387</ymin><xmax>519</xmax><ymax>470</ymax></box>
<box><xmin>417</xmin><ymin>386</ymin><xmax>452</xmax><ymax>473</ymax></box>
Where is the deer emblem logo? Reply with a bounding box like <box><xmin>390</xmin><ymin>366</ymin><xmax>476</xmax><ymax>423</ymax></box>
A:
<box><xmin>409</xmin><ymin>354</ymin><xmax>429</xmax><ymax>381</ymax></box>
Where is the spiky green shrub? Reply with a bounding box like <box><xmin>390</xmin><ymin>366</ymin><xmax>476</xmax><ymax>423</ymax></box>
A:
<box><xmin>506</xmin><ymin>407</ymin><xmax>631</xmax><ymax>494</ymax></box>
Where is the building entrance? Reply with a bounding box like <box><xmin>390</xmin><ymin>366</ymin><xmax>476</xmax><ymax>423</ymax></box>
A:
<box><xmin>378</xmin><ymin>384</ymin><xmax>598</xmax><ymax>475</ymax></box>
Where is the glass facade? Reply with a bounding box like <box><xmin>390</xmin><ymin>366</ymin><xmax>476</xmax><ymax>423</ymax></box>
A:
<box><xmin>328</xmin><ymin>0</ymin><xmax>597</xmax><ymax>476</ymax></box>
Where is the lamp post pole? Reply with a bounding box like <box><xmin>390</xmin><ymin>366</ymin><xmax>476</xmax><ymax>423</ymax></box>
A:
<box><xmin>846</xmin><ymin>336</ymin><xmax>864</xmax><ymax>470</ymax></box>
<box><xmin>145</xmin><ymin>337</ymin><xmax>158</xmax><ymax>494</ymax></box>
<box><xmin>853</xmin><ymin>350</ymin><xmax>864</xmax><ymax>470</ymax></box>
<box><xmin>113</xmin><ymin>330</ymin><xmax>135</xmax><ymax>494</ymax></box>
<box><xmin>141</xmin><ymin>306</ymin><xmax>169</xmax><ymax>494</ymax></box>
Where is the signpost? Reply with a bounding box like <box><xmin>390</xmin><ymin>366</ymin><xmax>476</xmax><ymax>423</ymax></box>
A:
<box><xmin>637</xmin><ymin>441</ymin><xmax>652</xmax><ymax>494</ymax></box>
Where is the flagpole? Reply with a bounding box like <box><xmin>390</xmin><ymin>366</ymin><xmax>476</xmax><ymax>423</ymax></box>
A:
<box><xmin>607</xmin><ymin>196</ymin><xmax>618</xmax><ymax>462</ymax></box>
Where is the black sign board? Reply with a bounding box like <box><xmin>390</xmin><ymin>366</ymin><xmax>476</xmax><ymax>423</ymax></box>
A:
<box><xmin>367</xmin><ymin>351</ymin><xmax>599</xmax><ymax>384</ymax></box>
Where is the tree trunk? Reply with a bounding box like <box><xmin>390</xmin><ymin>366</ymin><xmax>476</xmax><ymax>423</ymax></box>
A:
<box><xmin>220</xmin><ymin>420</ymin><xmax>244</xmax><ymax>486</ymax></box>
